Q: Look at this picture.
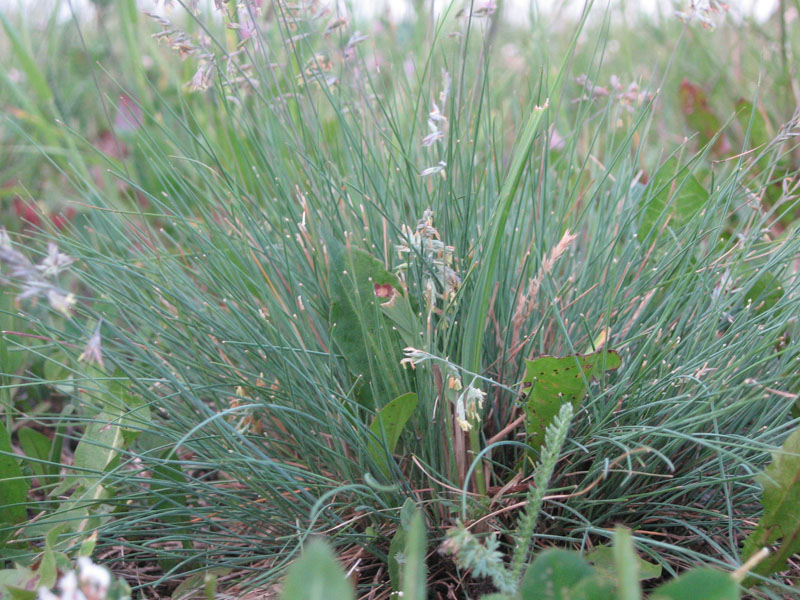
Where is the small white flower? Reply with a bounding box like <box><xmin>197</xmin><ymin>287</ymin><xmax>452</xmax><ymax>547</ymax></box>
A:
<box><xmin>455</xmin><ymin>380</ymin><xmax>486</xmax><ymax>431</ymax></box>
<box><xmin>47</xmin><ymin>289</ymin><xmax>76</xmax><ymax>317</ymax></box>
<box><xmin>422</xmin><ymin>130</ymin><xmax>445</xmax><ymax>147</ymax></box>
<box><xmin>420</xmin><ymin>161</ymin><xmax>447</xmax><ymax>177</ymax></box>
<box><xmin>37</xmin><ymin>587</ymin><xmax>60</xmax><ymax>600</ymax></box>
<box><xmin>473</xmin><ymin>0</ymin><xmax>497</xmax><ymax>17</ymax></box>
<box><xmin>58</xmin><ymin>571</ymin><xmax>81</xmax><ymax>600</ymax></box>
<box><xmin>37</xmin><ymin>244</ymin><xmax>75</xmax><ymax>278</ymax></box>
<box><xmin>400</xmin><ymin>347</ymin><xmax>431</xmax><ymax>369</ymax></box>
<box><xmin>428</xmin><ymin>101</ymin><xmax>446</xmax><ymax>124</ymax></box>
<box><xmin>79</xmin><ymin>323</ymin><xmax>104</xmax><ymax>369</ymax></box>
<box><xmin>77</xmin><ymin>557</ymin><xmax>111</xmax><ymax>600</ymax></box>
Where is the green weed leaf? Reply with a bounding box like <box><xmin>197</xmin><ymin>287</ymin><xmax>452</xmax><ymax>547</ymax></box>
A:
<box><xmin>519</xmin><ymin>549</ymin><xmax>595</xmax><ymax>600</ymax></box>
<box><xmin>73</xmin><ymin>413</ymin><xmax>125</xmax><ymax>476</ymax></box>
<box><xmin>640</xmin><ymin>157</ymin><xmax>709</xmax><ymax>240</ymax></box>
<box><xmin>741</xmin><ymin>426</ymin><xmax>800</xmax><ymax>579</ymax></box>
<box><xmin>522</xmin><ymin>351</ymin><xmax>621</xmax><ymax>454</ymax></box>
<box><xmin>678</xmin><ymin>79</ymin><xmax>729</xmax><ymax>153</ymax></box>
<box><xmin>587</xmin><ymin>544</ymin><xmax>661</xmax><ymax>581</ymax></box>
<box><xmin>401</xmin><ymin>510</ymin><xmax>427</xmax><ymax>600</ymax></box>
<box><xmin>735</xmin><ymin>99</ymin><xmax>771</xmax><ymax>152</ymax></box>
<box><xmin>743</xmin><ymin>271</ymin><xmax>783</xmax><ymax>315</ymax></box>
<box><xmin>368</xmin><ymin>392</ymin><xmax>417</xmax><ymax>475</ymax></box>
<box><xmin>18</xmin><ymin>427</ymin><xmax>53</xmax><ymax>480</ymax></box>
<box><xmin>650</xmin><ymin>568</ymin><xmax>739</xmax><ymax>600</ymax></box>
<box><xmin>279</xmin><ymin>540</ymin><xmax>354</xmax><ymax>600</ymax></box>
<box><xmin>328</xmin><ymin>242</ymin><xmax>405</xmax><ymax>406</ymax></box>
<box><xmin>613</xmin><ymin>527</ymin><xmax>641</xmax><ymax>600</ymax></box>
<box><xmin>389</xmin><ymin>498</ymin><xmax>418</xmax><ymax>592</ymax></box>
<box><xmin>0</xmin><ymin>422</ymin><xmax>29</xmax><ymax>525</ymax></box>
<box><xmin>569</xmin><ymin>575</ymin><xmax>616</xmax><ymax>600</ymax></box>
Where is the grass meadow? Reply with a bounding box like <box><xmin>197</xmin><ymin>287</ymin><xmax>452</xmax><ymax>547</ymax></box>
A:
<box><xmin>1</xmin><ymin>0</ymin><xmax>799</xmax><ymax>598</ymax></box>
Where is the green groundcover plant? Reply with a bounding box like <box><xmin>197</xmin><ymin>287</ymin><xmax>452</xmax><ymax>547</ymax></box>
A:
<box><xmin>1</xmin><ymin>0</ymin><xmax>800</xmax><ymax>597</ymax></box>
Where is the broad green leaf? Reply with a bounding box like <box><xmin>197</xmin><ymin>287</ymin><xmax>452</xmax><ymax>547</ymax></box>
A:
<box><xmin>0</xmin><ymin>422</ymin><xmax>29</xmax><ymax>525</ymax></box>
<box><xmin>613</xmin><ymin>528</ymin><xmax>641</xmax><ymax>600</ymax></box>
<box><xmin>103</xmin><ymin>375</ymin><xmax>152</xmax><ymax>439</ymax></box>
<box><xmin>388</xmin><ymin>526</ymin><xmax>406</xmax><ymax>592</ymax></box>
<box><xmin>0</xmin><ymin>569</ymin><xmax>36</xmax><ymax>598</ymax></box>
<box><xmin>389</xmin><ymin>498</ymin><xmax>418</xmax><ymax>592</ymax></box>
<box><xmin>741</xmin><ymin>426</ymin><xmax>800</xmax><ymax>579</ymax></box>
<box><xmin>519</xmin><ymin>549</ymin><xmax>596</xmax><ymax>600</ymax></box>
<box><xmin>5</xmin><ymin>586</ymin><xmax>37</xmax><ymax>600</ymax></box>
<box><xmin>650</xmin><ymin>568</ymin><xmax>739</xmax><ymax>600</ymax></box>
<box><xmin>399</xmin><ymin>497</ymin><xmax>418</xmax><ymax>530</ymax></box>
<box><xmin>107</xmin><ymin>577</ymin><xmax>133</xmax><ymax>600</ymax></box>
<box><xmin>380</xmin><ymin>291</ymin><xmax>423</xmax><ymax>348</ymax></box>
<box><xmin>72</xmin><ymin>412</ymin><xmax>125</xmax><ymax>476</ymax></box>
<box><xmin>743</xmin><ymin>271</ymin><xmax>783</xmax><ymax>315</ymax></box>
<box><xmin>37</xmin><ymin>525</ymin><xmax>66</xmax><ymax>589</ymax></box>
<box><xmin>735</xmin><ymin>99</ymin><xmax>771</xmax><ymax>153</ymax></box>
<box><xmin>569</xmin><ymin>575</ymin><xmax>616</xmax><ymax>600</ymax></box>
<box><xmin>170</xmin><ymin>568</ymin><xmax>230</xmax><ymax>600</ymax></box>
<box><xmin>401</xmin><ymin>511</ymin><xmax>427</xmax><ymax>600</ymax></box>
<box><xmin>79</xmin><ymin>532</ymin><xmax>98</xmax><ymax>557</ymax></box>
<box><xmin>279</xmin><ymin>540</ymin><xmax>354</xmax><ymax>600</ymax></box>
<box><xmin>368</xmin><ymin>392</ymin><xmax>417</xmax><ymax>475</ymax></box>
<box><xmin>328</xmin><ymin>242</ymin><xmax>405</xmax><ymax>406</ymax></box>
<box><xmin>640</xmin><ymin>157</ymin><xmax>709</xmax><ymax>240</ymax></box>
<box><xmin>18</xmin><ymin>427</ymin><xmax>53</xmax><ymax>480</ymax></box>
<box><xmin>586</xmin><ymin>544</ymin><xmax>662</xmax><ymax>581</ymax></box>
<box><xmin>522</xmin><ymin>351</ymin><xmax>621</xmax><ymax>454</ymax></box>
<box><xmin>679</xmin><ymin>79</ymin><xmax>729</xmax><ymax>154</ymax></box>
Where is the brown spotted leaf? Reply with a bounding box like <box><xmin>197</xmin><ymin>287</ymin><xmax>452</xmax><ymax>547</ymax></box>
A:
<box><xmin>522</xmin><ymin>351</ymin><xmax>621</xmax><ymax>454</ymax></box>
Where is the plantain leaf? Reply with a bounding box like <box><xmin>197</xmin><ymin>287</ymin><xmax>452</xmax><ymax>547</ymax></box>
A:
<box><xmin>388</xmin><ymin>525</ymin><xmax>407</xmax><ymax>592</ymax></box>
<box><xmin>522</xmin><ymin>351</ymin><xmax>621</xmax><ymax>454</ymax></box>
<box><xmin>741</xmin><ymin>426</ymin><xmax>800</xmax><ymax>580</ymax></box>
<box><xmin>368</xmin><ymin>392</ymin><xmax>417</xmax><ymax>475</ymax></box>
<box><xmin>328</xmin><ymin>241</ymin><xmax>405</xmax><ymax>406</ymax></box>
<box><xmin>388</xmin><ymin>498</ymin><xmax>422</xmax><ymax>591</ymax></box>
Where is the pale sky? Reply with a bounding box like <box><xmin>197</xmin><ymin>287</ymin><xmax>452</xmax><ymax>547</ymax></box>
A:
<box><xmin>0</xmin><ymin>0</ymin><xmax>782</xmax><ymax>23</ymax></box>
<box><xmin>353</xmin><ymin>0</ymin><xmax>779</xmax><ymax>23</ymax></box>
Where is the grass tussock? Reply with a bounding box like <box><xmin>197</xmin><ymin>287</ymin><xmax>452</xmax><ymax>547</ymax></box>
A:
<box><xmin>1</xmin><ymin>0</ymin><xmax>800</xmax><ymax>597</ymax></box>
